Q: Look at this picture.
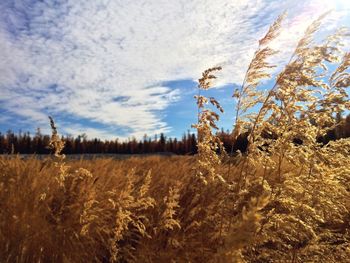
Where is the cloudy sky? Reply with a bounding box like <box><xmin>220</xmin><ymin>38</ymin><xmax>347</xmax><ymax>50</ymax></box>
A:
<box><xmin>0</xmin><ymin>0</ymin><xmax>349</xmax><ymax>140</ymax></box>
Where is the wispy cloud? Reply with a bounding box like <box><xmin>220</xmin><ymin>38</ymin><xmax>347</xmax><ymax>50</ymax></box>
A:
<box><xmin>0</xmin><ymin>0</ymin><xmax>343</xmax><ymax>139</ymax></box>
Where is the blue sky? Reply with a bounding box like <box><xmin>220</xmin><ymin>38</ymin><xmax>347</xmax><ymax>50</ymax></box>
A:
<box><xmin>0</xmin><ymin>0</ymin><xmax>349</xmax><ymax>140</ymax></box>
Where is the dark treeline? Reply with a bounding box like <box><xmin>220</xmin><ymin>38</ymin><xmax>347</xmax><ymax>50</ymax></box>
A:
<box><xmin>1</xmin><ymin>115</ymin><xmax>350</xmax><ymax>155</ymax></box>
<box><xmin>218</xmin><ymin>114</ymin><xmax>350</xmax><ymax>153</ymax></box>
<box><xmin>0</xmin><ymin>129</ymin><xmax>198</xmax><ymax>155</ymax></box>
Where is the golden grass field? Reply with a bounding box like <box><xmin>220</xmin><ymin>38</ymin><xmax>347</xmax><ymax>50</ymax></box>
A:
<box><xmin>0</xmin><ymin>152</ymin><xmax>349</xmax><ymax>262</ymax></box>
<box><xmin>1</xmin><ymin>12</ymin><xmax>350</xmax><ymax>262</ymax></box>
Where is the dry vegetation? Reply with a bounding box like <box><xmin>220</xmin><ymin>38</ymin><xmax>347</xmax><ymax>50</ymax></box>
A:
<box><xmin>1</xmin><ymin>13</ymin><xmax>350</xmax><ymax>262</ymax></box>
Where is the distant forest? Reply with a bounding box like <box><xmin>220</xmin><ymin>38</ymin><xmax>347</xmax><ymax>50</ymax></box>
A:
<box><xmin>1</xmin><ymin>115</ymin><xmax>350</xmax><ymax>155</ymax></box>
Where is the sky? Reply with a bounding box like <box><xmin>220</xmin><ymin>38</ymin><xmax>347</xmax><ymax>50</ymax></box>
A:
<box><xmin>0</xmin><ymin>0</ymin><xmax>349</xmax><ymax>140</ymax></box>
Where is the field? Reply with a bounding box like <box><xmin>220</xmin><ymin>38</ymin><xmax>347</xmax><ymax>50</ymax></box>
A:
<box><xmin>1</xmin><ymin>13</ymin><xmax>350</xmax><ymax>263</ymax></box>
<box><xmin>1</xmin><ymin>152</ymin><xmax>349</xmax><ymax>262</ymax></box>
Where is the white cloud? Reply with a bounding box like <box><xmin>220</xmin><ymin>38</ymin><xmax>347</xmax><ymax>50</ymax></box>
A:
<box><xmin>0</xmin><ymin>0</ymin><xmax>344</xmax><ymax>139</ymax></box>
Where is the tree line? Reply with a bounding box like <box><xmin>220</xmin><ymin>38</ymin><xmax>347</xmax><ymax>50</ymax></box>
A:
<box><xmin>0</xmin><ymin>129</ymin><xmax>198</xmax><ymax>155</ymax></box>
<box><xmin>1</xmin><ymin>114</ymin><xmax>349</xmax><ymax>155</ymax></box>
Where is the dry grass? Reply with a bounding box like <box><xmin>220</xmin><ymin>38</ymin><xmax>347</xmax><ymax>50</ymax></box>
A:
<box><xmin>0</xmin><ymin>151</ymin><xmax>349</xmax><ymax>262</ymax></box>
<box><xmin>1</xmin><ymin>12</ymin><xmax>350</xmax><ymax>262</ymax></box>
<box><xmin>0</xmin><ymin>155</ymin><xmax>194</xmax><ymax>262</ymax></box>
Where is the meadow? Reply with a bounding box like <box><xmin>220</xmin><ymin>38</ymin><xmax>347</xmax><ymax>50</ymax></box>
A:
<box><xmin>1</xmin><ymin>13</ymin><xmax>350</xmax><ymax>262</ymax></box>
